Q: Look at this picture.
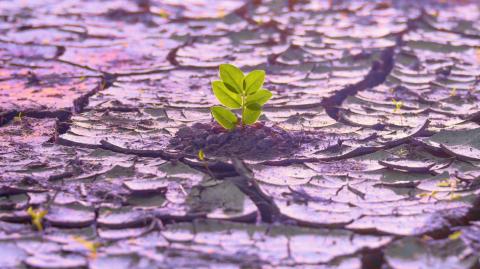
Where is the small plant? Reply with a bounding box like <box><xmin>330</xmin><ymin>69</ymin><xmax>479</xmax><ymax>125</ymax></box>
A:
<box><xmin>210</xmin><ymin>64</ymin><xmax>272</xmax><ymax>130</ymax></box>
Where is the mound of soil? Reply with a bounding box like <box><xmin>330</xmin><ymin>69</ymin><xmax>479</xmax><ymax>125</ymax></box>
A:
<box><xmin>168</xmin><ymin>122</ymin><xmax>310</xmax><ymax>159</ymax></box>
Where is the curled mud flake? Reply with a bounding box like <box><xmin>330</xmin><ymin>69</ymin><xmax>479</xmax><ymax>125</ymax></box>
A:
<box><xmin>278</xmin><ymin>201</ymin><xmax>354</xmax><ymax>228</ymax></box>
<box><xmin>378</xmin><ymin>158</ymin><xmax>436</xmax><ymax>173</ymax></box>
<box><xmin>24</xmin><ymin>255</ymin><xmax>88</xmax><ymax>269</ymax></box>
<box><xmin>60</xmin><ymin>43</ymin><xmax>175</xmax><ymax>74</ymax></box>
<box><xmin>441</xmin><ymin>144</ymin><xmax>480</xmax><ymax>161</ymax></box>
<box><xmin>0</xmin><ymin>42</ymin><xmax>58</xmax><ymax>60</ymax></box>
<box><xmin>0</xmin><ymin>117</ymin><xmax>56</xmax><ymax>145</ymax></box>
<box><xmin>250</xmin><ymin>164</ymin><xmax>316</xmax><ymax>186</ymax></box>
<box><xmin>415</xmin><ymin>207</ymin><xmax>472</xmax><ymax>236</ymax></box>
<box><xmin>45</xmin><ymin>204</ymin><xmax>95</xmax><ymax>228</ymax></box>
<box><xmin>305</xmin><ymin>159</ymin><xmax>375</xmax><ymax>175</ymax></box>
<box><xmin>123</xmin><ymin>180</ymin><xmax>168</xmax><ymax>196</ymax></box>
<box><xmin>347</xmin><ymin>214</ymin><xmax>432</xmax><ymax>236</ymax></box>
<box><xmin>0</xmin><ymin>184</ymin><xmax>46</xmax><ymax>196</ymax></box>
<box><xmin>384</xmin><ymin>237</ymin><xmax>477</xmax><ymax>269</ymax></box>
<box><xmin>0</xmin><ymin>241</ymin><xmax>27</xmax><ymax>268</ymax></box>
<box><xmin>103</xmin><ymin>8</ymin><xmax>159</xmax><ymax>26</ymax></box>
<box><xmin>97</xmin><ymin>207</ymin><xmax>151</xmax><ymax>229</ymax></box>
<box><xmin>185</xmin><ymin>180</ymin><xmax>258</xmax><ymax>221</ymax></box>
<box><xmin>421</xmin><ymin>127</ymin><xmax>480</xmax><ymax>161</ymax></box>
<box><xmin>458</xmin><ymin>221</ymin><xmax>480</xmax><ymax>252</ymax></box>
<box><xmin>98</xmin><ymin>226</ymin><xmax>153</xmax><ymax>240</ymax></box>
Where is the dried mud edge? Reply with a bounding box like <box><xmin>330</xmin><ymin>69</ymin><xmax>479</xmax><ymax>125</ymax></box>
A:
<box><xmin>97</xmin><ymin>139</ymin><xmax>480</xmax><ymax>269</ymax></box>
<box><xmin>0</xmin><ymin>74</ymin><xmax>115</xmax><ymax>147</ymax></box>
<box><xmin>320</xmin><ymin>8</ymin><xmax>424</xmax><ymax>121</ymax></box>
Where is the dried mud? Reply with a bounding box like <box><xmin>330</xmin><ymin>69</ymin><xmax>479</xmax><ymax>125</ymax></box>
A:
<box><xmin>1</xmin><ymin>0</ymin><xmax>480</xmax><ymax>268</ymax></box>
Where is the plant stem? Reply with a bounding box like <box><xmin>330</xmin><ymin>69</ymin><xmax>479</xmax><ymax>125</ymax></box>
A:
<box><xmin>241</xmin><ymin>93</ymin><xmax>245</xmax><ymax>127</ymax></box>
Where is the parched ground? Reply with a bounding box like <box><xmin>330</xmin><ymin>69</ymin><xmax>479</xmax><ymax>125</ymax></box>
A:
<box><xmin>1</xmin><ymin>0</ymin><xmax>480</xmax><ymax>268</ymax></box>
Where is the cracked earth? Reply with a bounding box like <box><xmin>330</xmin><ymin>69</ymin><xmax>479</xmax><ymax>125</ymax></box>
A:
<box><xmin>1</xmin><ymin>0</ymin><xmax>480</xmax><ymax>268</ymax></box>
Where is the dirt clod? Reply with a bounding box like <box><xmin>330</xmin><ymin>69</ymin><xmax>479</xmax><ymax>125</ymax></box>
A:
<box><xmin>169</xmin><ymin>122</ymin><xmax>312</xmax><ymax>159</ymax></box>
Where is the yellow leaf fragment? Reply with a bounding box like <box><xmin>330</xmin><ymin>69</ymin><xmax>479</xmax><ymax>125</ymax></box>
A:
<box><xmin>13</xmin><ymin>112</ymin><xmax>23</xmax><ymax>122</ymax></box>
<box><xmin>158</xmin><ymin>9</ymin><xmax>169</xmax><ymax>19</ymax></box>
<box><xmin>217</xmin><ymin>7</ymin><xmax>226</xmax><ymax>18</ymax></box>
<box><xmin>437</xmin><ymin>178</ymin><xmax>458</xmax><ymax>188</ymax></box>
<box><xmin>417</xmin><ymin>190</ymin><xmax>437</xmax><ymax>199</ymax></box>
<box><xmin>198</xmin><ymin>149</ymin><xmax>205</xmax><ymax>161</ymax></box>
<box><xmin>421</xmin><ymin>235</ymin><xmax>433</xmax><ymax>241</ymax></box>
<box><xmin>395</xmin><ymin>148</ymin><xmax>408</xmax><ymax>157</ymax></box>
<box><xmin>73</xmin><ymin>236</ymin><xmax>101</xmax><ymax>259</ymax></box>
<box><xmin>450</xmin><ymin>193</ymin><xmax>462</xmax><ymax>200</ymax></box>
<box><xmin>450</xmin><ymin>88</ymin><xmax>457</xmax><ymax>97</ymax></box>
<box><xmin>392</xmin><ymin>99</ymin><xmax>403</xmax><ymax>113</ymax></box>
<box><xmin>436</xmin><ymin>180</ymin><xmax>450</xmax><ymax>187</ymax></box>
<box><xmin>100</xmin><ymin>80</ymin><xmax>107</xmax><ymax>90</ymax></box>
<box><xmin>127</xmin><ymin>238</ymin><xmax>138</xmax><ymax>245</ymax></box>
<box><xmin>448</xmin><ymin>231</ymin><xmax>462</xmax><ymax>240</ymax></box>
<box><xmin>27</xmin><ymin>207</ymin><xmax>47</xmax><ymax>231</ymax></box>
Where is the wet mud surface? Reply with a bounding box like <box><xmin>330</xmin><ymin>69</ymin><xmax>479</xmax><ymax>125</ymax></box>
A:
<box><xmin>1</xmin><ymin>0</ymin><xmax>480</xmax><ymax>268</ymax></box>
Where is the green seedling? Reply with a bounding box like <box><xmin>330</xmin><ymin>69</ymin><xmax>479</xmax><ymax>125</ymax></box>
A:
<box><xmin>210</xmin><ymin>64</ymin><xmax>272</xmax><ymax>130</ymax></box>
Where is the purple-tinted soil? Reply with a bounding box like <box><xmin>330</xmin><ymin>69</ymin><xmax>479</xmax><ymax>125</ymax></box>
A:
<box><xmin>1</xmin><ymin>0</ymin><xmax>480</xmax><ymax>268</ymax></box>
<box><xmin>169</xmin><ymin>122</ymin><xmax>315</xmax><ymax>159</ymax></box>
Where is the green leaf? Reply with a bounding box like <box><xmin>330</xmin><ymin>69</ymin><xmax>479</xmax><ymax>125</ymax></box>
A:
<box><xmin>224</xmin><ymin>82</ymin><xmax>240</xmax><ymax>94</ymax></box>
<box><xmin>212</xmin><ymin>81</ymin><xmax>241</xmax><ymax>109</ymax></box>
<box><xmin>246</xmin><ymin>102</ymin><xmax>261</xmax><ymax>111</ymax></box>
<box><xmin>242</xmin><ymin>106</ymin><xmax>262</xmax><ymax>125</ymax></box>
<box><xmin>219</xmin><ymin>64</ymin><xmax>244</xmax><ymax>93</ymax></box>
<box><xmin>246</xmin><ymin>89</ymin><xmax>272</xmax><ymax>106</ymax></box>
<box><xmin>244</xmin><ymin>70</ymin><xmax>265</xmax><ymax>95</ymax></box>
<box><xmin>211</xmin><ymin>106</ymin><xmax>238</xmax><ymax>130</ymax></box>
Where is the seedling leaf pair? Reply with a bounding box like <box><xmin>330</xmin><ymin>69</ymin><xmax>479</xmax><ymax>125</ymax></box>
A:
<box><xmin>210</xmin><ymin>64</ymin><xmax>272</xmax><ymax>130</ymax></box>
